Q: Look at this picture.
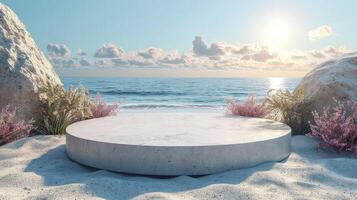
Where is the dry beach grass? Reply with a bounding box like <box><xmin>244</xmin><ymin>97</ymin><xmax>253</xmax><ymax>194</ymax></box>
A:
<box><xmin>0</xmin><ymin>135</ymin><xmax>356</xmax><ymax>200</ymax></box>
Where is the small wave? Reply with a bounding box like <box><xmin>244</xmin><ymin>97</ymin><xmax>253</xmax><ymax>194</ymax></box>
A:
<box><xmin>89</xmin><ymin>90</ymin><xmax>187</xmax><ymax>96</ymax></box>
<box><xmin>228</xmin><ymin>92</ymin><xmax>249</xmax><ymax>95</ymax></box>
<box><xmin>121</xmin><ymin>104</ymin><xmax>222</xmax><ymax>109</ymax></box>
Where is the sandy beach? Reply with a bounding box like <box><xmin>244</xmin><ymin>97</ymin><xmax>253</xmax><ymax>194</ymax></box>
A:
<box><xmin>0</xmin><ymin>133</ymin><xmax>356</xmax><ymax>200</ymax></box>
<box><xmin>1</xmin><ymin>1</ymin><xmax>357</xmax><ymax>200</ymax></box>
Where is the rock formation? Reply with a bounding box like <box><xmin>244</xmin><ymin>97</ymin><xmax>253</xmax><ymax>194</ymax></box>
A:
<box><xmin>295</xmin><ymin>53</ymin><xmax>357</xmax><ymax>123</ymax></box>
<box><xmin>0</xmin><ymin>3</ymin><xmax>62</xmax><ymax>122</ymax></box>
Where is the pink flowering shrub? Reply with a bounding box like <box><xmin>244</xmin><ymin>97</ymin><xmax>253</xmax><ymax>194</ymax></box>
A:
<box><xmin>90</xmin><ymin>94</ymin><xmax>120</xmax><ymax>118</ymax></box>
<box><xmin>0</xmin><ymin>105</ymin><xmax>34</xmax><ymax>145</ymax></box>
<box><xmin>227</xmin><ymin>95</ymin><xmax>269</xmax><ymax>118</ymax></box>
<box><xmin>308</xmin><ymin>101</ymin><xmax>357</xmax><ymax>153</ymax></box>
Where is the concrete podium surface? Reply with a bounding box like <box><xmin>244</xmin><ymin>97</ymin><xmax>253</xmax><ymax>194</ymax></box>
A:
<box><xmin>66</xmin><ymin>112</ymin><xmax>291</xmax><ymax>175</ymax></box>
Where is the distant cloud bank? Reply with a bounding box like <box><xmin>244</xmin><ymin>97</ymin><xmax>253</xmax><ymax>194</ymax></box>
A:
<box><xmin>47</xmin><ymin>35</ymin><xmax>349</xmax><ymax>72</ymax></box>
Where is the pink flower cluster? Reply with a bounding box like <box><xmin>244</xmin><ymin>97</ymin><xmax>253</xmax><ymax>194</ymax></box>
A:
<box><xmin>90</xmin><ymin>95</ymin><xmax>120</xmax><ymax>118</ymax></box>
<box><xmin>0</xmin><ymin>105</ymin><xmax>33</xmax><ymax>145</ymax></box>
<box><xmin>309</xmin><ymin>101</ymin><xmax>357</xmax><ymax>153</ymax></box>
<box><xmin>227</xmin><ymin>96</ymin><xmax>269</xmax><ymax>118</ymax></box>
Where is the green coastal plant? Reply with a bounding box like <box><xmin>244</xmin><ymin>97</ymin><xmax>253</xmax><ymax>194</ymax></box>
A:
<box><xmin>264</xmin><ymin>88</ymin><xmax>311</xmax><ymax>134</ymax></box>
<box><xmin>38</xmin><ymin>83</ymin><xmax>92</xmax><ymax>135</ymax></box>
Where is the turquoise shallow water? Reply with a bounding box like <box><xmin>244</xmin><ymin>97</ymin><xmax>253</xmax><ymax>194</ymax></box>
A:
<box><xmin>61</xmin><ymin>77</ymin><xmax>300</xmax><ymax>111</ymax></box>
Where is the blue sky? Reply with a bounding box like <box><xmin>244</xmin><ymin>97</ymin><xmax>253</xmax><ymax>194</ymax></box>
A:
<box><xmin>3</xmin><ymin>0</ymin><xmax>357</xmax><ymax>77</ymax></box>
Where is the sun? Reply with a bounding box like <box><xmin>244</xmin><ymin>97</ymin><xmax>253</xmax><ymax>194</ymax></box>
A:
<box><xmin>262</xmin><ymin>18</ymin><xmax>291</xmax><ymax>50</ymax></box>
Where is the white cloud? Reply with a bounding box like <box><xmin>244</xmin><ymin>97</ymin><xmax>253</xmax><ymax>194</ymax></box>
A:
<box><xmin>232</xmin><ymin>45</ymin><xmax>252</xmax><ymax>55</ymax></box>
<box><xmin>323</xmin><ymin>46</ymin><xmax>348</xmax><ymax>57</ymax></box>
<box><xmin>137</xmin><ymin>47</ymin><xmax>163</xmax><ymax>59</ymax></box>
<box><xmin>128</xmin><ymin>59</ymin><xmax>155</xmax><ymax>66</ymax></box>
<box><xmin>94</xmin><ymin>59</ymin><xmax>110</xmax><ymax>67</ymax></box>
<box><xmin>308</xmin><ymin>46</ymin><xmax>348</xmax><ymax>59</ymax></box>
<box><xmin>64</xmin><ymin>58</ymin><xmax>79</xmax><ymax>67</ymax></box>
<box><xmin>47</xmin><ymin>43</ymin><xmax>71</xmax><ymax>58</ymax></box>
<box><xmin>308</xmin><ymin>25</ymin><xmax>333</xmax><ymax>41</ymax></box>
<box><xmin>50</xmin><ymin>36</ymin><xmax>351</xmax><ymax>72</ymax></box>
<box><xmin>111</xmin><ymin>58</ymin><xmax>128</xmax><ymax>66</ymax></box>
<box><xmin>309</xmin><ymin>50</ymin><xmax>325</xmax><ymax>59</ymax></box>
<box><xmin>191</xmin><ymin>36</ymin><xmax>278</xmax><ymax>62</ymax></box>
<box><xmin>94</xmin><ymin>43</ymin><xmax>124</xmax><ymax>58</ymax></box>
<box><xmin>159</xmin><ymin>51</ymin><xmax>187</xmax><ymax>65</ymax></box>
<box><xmin>80</xmin><ymin>58</ymin><xmax>92</xmax><ymax>66</ymax></box>
<box><xmin>192</xmin><ymin>36</ymin><xmax>228</xmax><ymax>58</ymax></box>
<box><xmin>246</xmin><ymin>47</ymin><xmax>277</xmax><ymax>62</ymax></box>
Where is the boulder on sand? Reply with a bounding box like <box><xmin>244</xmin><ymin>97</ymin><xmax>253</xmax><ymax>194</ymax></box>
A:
<box><xmin>295</xmin><ymin>53</ymin><xmax>357</xmax><ymax>126</ymax></box>
<box><xmin>0</xmin><ymin>3</ymin><xmax>62</xmax><ymax>122</ymax></box>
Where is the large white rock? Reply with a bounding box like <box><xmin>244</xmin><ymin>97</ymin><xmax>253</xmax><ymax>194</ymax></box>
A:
<box><xmin>0</xmin><ymin>3</ymin><xmax>62</xmax><ymax>121</ymax></box>
<box><xmin>295</xmin><ymin>53</ymin><xmax>357</xmax><ymax>115</ymax></box>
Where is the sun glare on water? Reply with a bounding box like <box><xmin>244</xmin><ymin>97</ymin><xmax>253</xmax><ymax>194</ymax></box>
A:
<box><xmin>263</xmin><ymin>18</ymin><xmax>291</xmax><ymax>50</ymax></box>
<box><xmin>269</xmin><ymin>77</ymin><xmax>284</xmax><ymax>90</ymax></box>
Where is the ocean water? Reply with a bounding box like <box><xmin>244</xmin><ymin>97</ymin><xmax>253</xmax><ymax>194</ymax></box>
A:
<box><xmin>61</xmin><ymin>77</ymin><xmax>300</xmax><ymax>111</ymax></box>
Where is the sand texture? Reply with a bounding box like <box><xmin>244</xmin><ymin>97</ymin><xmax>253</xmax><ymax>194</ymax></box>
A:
<box><xmin>0</xmin><ymin>135</ymin><xmax>356</xmax><ymax>200</ymax></box>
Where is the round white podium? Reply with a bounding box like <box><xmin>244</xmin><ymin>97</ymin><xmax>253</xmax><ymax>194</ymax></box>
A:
<box><xmin>66</xmin><ymin>112</ymin><xmax>291</xmax><ymax>176</ymax></box>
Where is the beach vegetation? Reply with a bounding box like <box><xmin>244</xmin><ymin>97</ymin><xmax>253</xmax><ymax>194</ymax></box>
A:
<box><xmin>0</xmin><ymin>105</ymin><xmax>34</xmax><ymax>145</ymax></box>
<box><xmin>89</xmin><ymin>94</ymin><xmax>119</xmax><ymax>118</ymax></box>
<box><xmin>308</xmin><ymin>100</ymin><xmax>357</xmax><ymax>153</ymax></box>
<box><xmin>37</xmin><ymin>84</ymin><xmax>119</xmax><ymax>135</ymax></box>
<box><xmin>226</xmin><ymin>95</ymin><xmax>269</xmax><ymax>118</ymax></box>
<box><xmin>38</xmin><ymin>83</ymin><xmax>92</xmax><ymax>135</ymax></box>
<box><xmin>264</xmin><ymin>89</ymin><xmax>311</xmax><ymax>134</ymax></box>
